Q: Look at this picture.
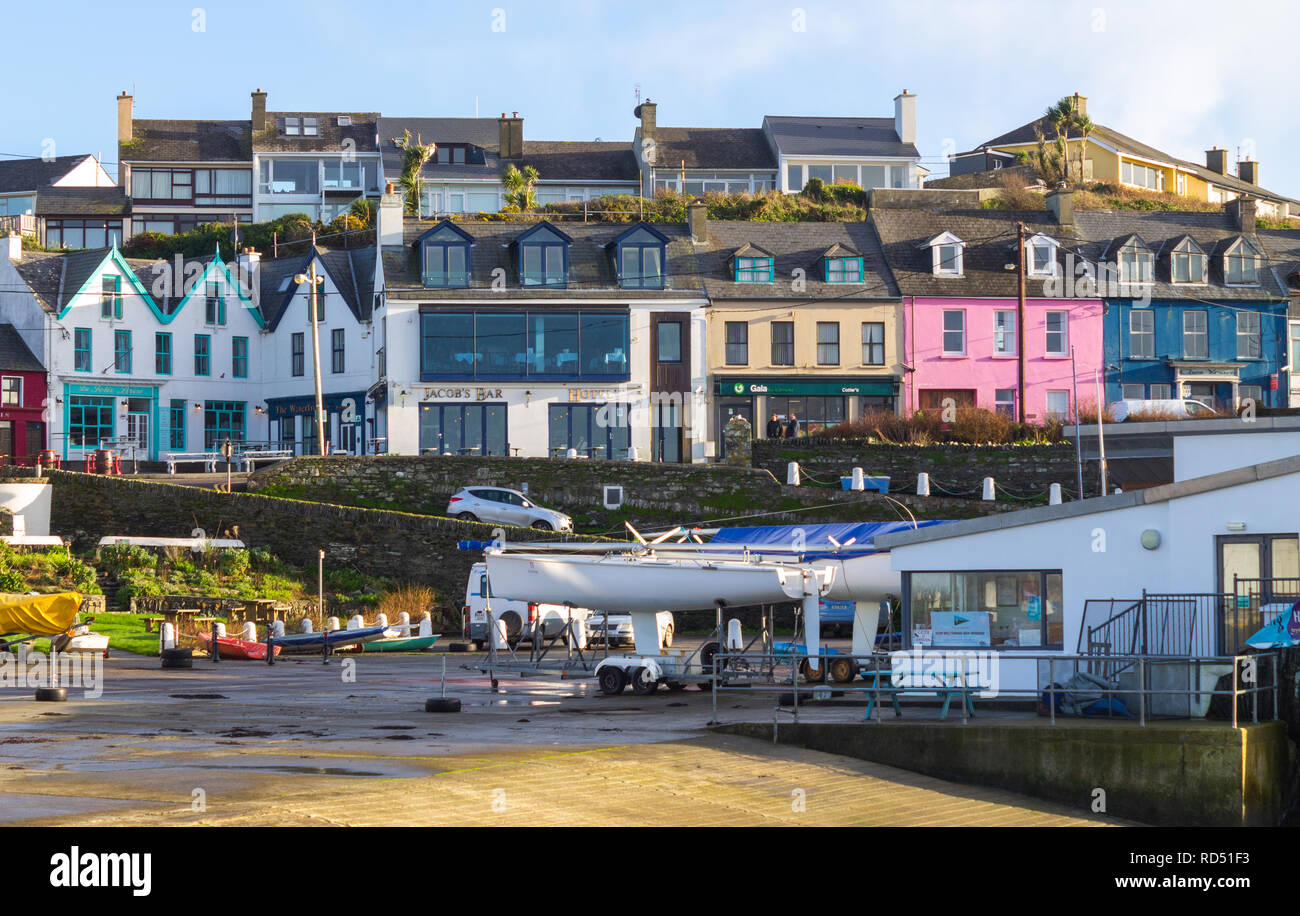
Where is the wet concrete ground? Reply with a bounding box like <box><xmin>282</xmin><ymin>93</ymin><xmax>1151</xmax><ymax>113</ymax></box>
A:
<box><xmin>0</xmin><ymin>650</ymin><xmax>1125</xmax><ymax>826</ymax></box>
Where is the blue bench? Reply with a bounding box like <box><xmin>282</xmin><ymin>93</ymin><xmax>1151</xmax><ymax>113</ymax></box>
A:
<box><xmin>863</xmin><ymin>668</ymin><xmax>977</xmax><ymax>721</ymax></box>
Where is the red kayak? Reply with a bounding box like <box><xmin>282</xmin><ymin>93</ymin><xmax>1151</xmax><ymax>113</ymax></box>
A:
<box><xmin>195</xmin><ymin>632</ymin><xmax>281</xmax><ymax>660</ymax></box>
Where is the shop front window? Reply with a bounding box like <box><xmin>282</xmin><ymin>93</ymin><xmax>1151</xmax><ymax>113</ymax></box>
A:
<box><xmin>907</xmin><ymin>570</ymin><xmax>1063</xmax><ymax>649</ymax></box>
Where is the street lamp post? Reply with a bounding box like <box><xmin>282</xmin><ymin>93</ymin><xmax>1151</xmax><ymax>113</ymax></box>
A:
<box><xmin>295</xmin><ymin>238</ymin><xmax>327</xmax><ymax>457</ymax></box>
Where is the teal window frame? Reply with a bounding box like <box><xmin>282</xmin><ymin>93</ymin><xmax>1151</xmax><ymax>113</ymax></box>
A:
<box><xmin>101</xmin><ymin>275</ymin><xmax>122</xmax><ymax>319</ymax></box>
<box><xmin>734</xmin><ymin>256</ymin><xmax>774</xmax><ymax>283</ymax></box>
<box><xmin>68</xmin><ymin>395</ymin><xmax>114</xmax><ymax>449</ymax></box>
<box><xmin>113</xmin><ymin>329</ymin><xmax>132</xmax><ymax>374</ymax></box>
<box><xmin>194</xmin><ymin>334</ymin><xmax>211</xmax><ymax>376</ymax></box>
<box><xmin>203</xmin><ymin>400</ymin><xmax>246</xmax><ymax>450</ymax></box>
<box><xmin>824</xmin><ymin>257</ymin><xmax>863</xmax><ymax>283</ymax></box>
<box><xmin>232</xmin><ymin>336</ymin><xmax>248</xmax><ymax>378</ymax></box>
<box><xmin>74</xmin><ymin>328</ymin><xmax>92</xmax><ymax>372</ymax></box>
<box><xmin>155</xmin><ymin>332</ymin><xmax>172</xmax><ymax>375</ymax></box>
<box><xmin>205</xmin><ymin>282</ymin><xmax>227</xmax><ymax>326</ymax></box>
<box><xmin>169</xmin><ymin>399</ymin><xmax>186</xmax><ymax>450</ymax></box>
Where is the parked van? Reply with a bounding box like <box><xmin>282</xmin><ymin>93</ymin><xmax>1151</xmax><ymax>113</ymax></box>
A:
<box><xmin>463</xmin><ymin>562</ymin><xmax>591</xmax><ymax>648</ymax></box>
<box><xmin>1109</xmin><ymin>398</ymin><xmax>1217</xmax><ymax>422</ymax></box>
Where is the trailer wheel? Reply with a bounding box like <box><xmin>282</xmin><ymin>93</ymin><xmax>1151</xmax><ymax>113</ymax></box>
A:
<box><xmin>799</xmin><ymin>659</ymin><xmax>826</xmax><ymax>683</ymax></box>
<box><xmin>598</xmin><ymin>666</ymin><xmax>627</xmax><ymax>696</ymax></box>
<box><xmin>631</xmin><ymin>667</ymin><xmax>659</xmax><ymax>695</ymax></box>
<box><xmin>35</xmin><ymin>687</ymin><xmax>67</xmax><ymax>702</ymax></box>
<box><xmin>665</xmin><ymin>681</ymin><xmax>686</xmax><ymax>692</ymax></box>
<box><xmin>829</xmin><ymin>657</ymin><xmax>859</xmax><ymax>684</ymax></box>
<box><xmin>425</xmin><ymin>697</ymin><xmax>462</xmax><ymax>713</ymax></box>
<box><xmin>699</xmin><ymin>641</ymin><xmax>721</xmax><ymax>676</ymax></box>
<box><xmin>697</xmin><ymin>680</ymin><xmax>713</xmax><ymax>691</ymax></box>
<box><xmin>499</xmin><ymin>611</ymin><xmax>523</xmax><ymax>643</ymax></box>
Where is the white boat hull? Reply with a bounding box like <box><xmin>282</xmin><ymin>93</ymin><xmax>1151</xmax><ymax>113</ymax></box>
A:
<box><xmin>485</xmin><ymin>552</ymin><xmax>819</xmax><ymax>613</ymax></box>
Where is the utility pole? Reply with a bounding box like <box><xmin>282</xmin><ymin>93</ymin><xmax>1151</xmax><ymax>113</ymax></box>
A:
<box><xmin>1016</xmin><ymin>220</ymin><xmax>1027</xmax><ymax>423</ymax></box>
<box><xmin>301</xmin><ymin>233</ymin><xmax>327</xmax><ymax>456</ymax></box>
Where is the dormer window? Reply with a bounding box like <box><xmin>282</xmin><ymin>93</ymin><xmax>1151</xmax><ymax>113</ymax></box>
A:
<box><xmin>101</xmin><ymin>275</ymin><xmax>122</xmax><ymax>319</ymax></box>
<box><xmin>514</xmin><ymin>222</ymin><xmax>570</xmax><ymax>288</ymax></box>
<box><xmin>204</xmin><ymin>281</ymin><xmax>227</xmax><ymax>326</ymax></box>
<box><xmin>925</xmin><ymin>232</ymin><xmax>964</xmax><ymax>277</ymax></box>
<box><xmin>1025</xmin><ymin>234</ymin><xmax>1059</xmax><ymax>277</ymax></box>
<box><xmin>731</xmin><ymin>244</ymin><xmax>775</xmax><ymax>283</ymax></box>
<box><xmin>1170</xmin><ymin>238</ymin><xmax>1206</xmax><ymax>284</ymax></box>
<box><xmin>417</xmin><ymin>222</ymin><xmax>473</xmax><ymax>289</ymax></box>
<box><xmin>1225</xmin><ymin>238</ymin><xmax>1260</xmax><ymax>285</ymax></box>
<box><xmin>1116</xmin><ymin>240</ymin><xmax>1153</xmax><ymax>284</ymax></box>
<box><xmin>612</xmin><ymin>223</ymin><xmax>667</xmax><ymax>289</ymax></box>
<box><xmin>282</xmin><ymin>116</ymin><xmax>318</xmax><ymax>137</ymax></box>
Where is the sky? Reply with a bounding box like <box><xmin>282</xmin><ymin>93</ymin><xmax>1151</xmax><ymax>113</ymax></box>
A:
<box><xmin>3</xmin><ymin>0</ymin><xmax>1297</xmax><ymax>196</ymax></box>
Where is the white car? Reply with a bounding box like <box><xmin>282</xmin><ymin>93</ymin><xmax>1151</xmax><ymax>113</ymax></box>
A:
<box><xmin>587</xmin><ymin>612</ymin><xmax>675</xmax><ymax>648</ymax></box>
<box><xmin>447</xmin><ymin>487</ymin><xmax>573</xmax><ymax>532</ymax></box>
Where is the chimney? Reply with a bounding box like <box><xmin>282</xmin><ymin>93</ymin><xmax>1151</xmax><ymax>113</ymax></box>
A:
<box><xmin>893</xmin><ymin>91</ymin><xmax>916</xmax><ymax>145</ymax></box>
<box><xmin>117</xmin><ymin>91</ymin><xmax>133</xmax><ymax>144</ymax></box>
<box><xmin>687</xmin><ymin>198</ymin><xmax>707</xmax><ymax>243</ymax></box>
<box><xmin>379</xmin><ymin>183</ymin><xmax>405</xmax><ymax>246</ymax></box>
<box><xmin>5</xmin><ymin>233</ymin><xmax>22</xmax><ymax>263</ymax></box>
<box><xmin>636</xmin><ymin>99</ymin><xmax>657</xmax><ymax>144</ymax></box>
<box><xmin>1230</xmin><ymin>196</ymin><xmax>1258</xmax><ymax>232</ymax></box>
<box><xmin>236</xmin><ymin>247</ymin><xmax>261</xmax><ymax>304</ymax></box>
<box><xmin>1046</xmin><ymin>188</ymin><xmax>1074</xmax><ymax>226</ymax></box>
<box><xmin>1205</xmin><ymin>147</ymin><xmax>1228</xmax><ymax>176</ymax></box>
<box><xmin>251</xmin><ymin>89</ymin><xmax>267</xmax><ymax>132</ymax></box>
<box><xmin>497</xmin><ymin>112</ymin><xmax>523</xmax><ymax>159</ymax></box>
<box><xmin>1238</xmin><ymin>160</ymin><xmax>1260</xmax><ymax>185</ymax></box>
<box><xmin>1071</xmin><ymin>92</ymin><xmax>1087</xmax><ymax>118</ymax></box>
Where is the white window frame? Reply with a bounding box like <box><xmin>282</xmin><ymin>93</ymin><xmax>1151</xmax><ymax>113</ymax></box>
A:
<box><xmin>1183</xmin><ymin>310</ymin><xmax>1208</xmax><ymax>360</ymax></box>
<box><xmin>1129</xmin><ymin>309</ymin><xmax>1155</xmax><ymax>359</ymax></box>
<box><xmin>1117</xmin><ymin>243</ymin><xmax>1154</xmax><ymax>284</ymax></box>
<box><xmin>1224</xmin><ymin>238</ymin><xmax>1260</xmax><ymax>286</ymax></box>
<box><xmin>0</xmin><ymin>376</ymin><xmax>21</xmax><ymax>407</ymax></box>
<box><xmin>929</xmin><ymin>232</ymin><xmax>964</xmax><ymax>277</ymax></box>
<box><xmin>993</xmin><ymin>310</ymin><xmax>1017</xmax><ymax>357</ymax></box>
<box><xmin>1237</xmin><ymin>310</ymin><xmax>1262</xmax><ymax>359</ymax></box>
<box><xmin>1121</xmin><ymin>383</ymin><xmax>1146</xmax><ymax>400</ymax></box>
<box><xmin>1045</xmin><ymin>389</ymin><xmax>1070</xmax><ymax>420</ymax></box>
<box><xmin>1149</xmin><ymin>384</ymin><xmax>1172</xmax><ymax>399</ymax></box>
<box><xmin>1171</xmin><ymin>239</ymin><xmax>1206</xmax><ymax>285</ymax></box>
<box><xmin>1044</xmin><ymin>310</ymin><xmax>1068</xmax><ymax>356</ymax></box>
<box><xmin>942</xmin><ymin>309</ymin><xmax>966</xmax><ymax>356</ymax></box>
<box><xmin>1025</xmin><ymin>234</ymin><xmax>1059</xmax><ymax>277</ymax></box>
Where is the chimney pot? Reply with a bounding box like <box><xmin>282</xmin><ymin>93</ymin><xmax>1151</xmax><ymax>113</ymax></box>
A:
<box><xmin>1047</xmin><ymin>188</ymin><xmax>1074</xmax><ymax>226</ymax></box>
<box><xmin>893</xmin><ymin>91</ymin><xmax>916</xmax><ymax>145</ymax></box>
<box><xmin>1205</xmin><ymin>147</ymin><xmax>1228</xmax><ymax>176</ymax></box>
<box><xmin>251</xmin><ymin>89</ymin><xmax>268</xmax><ymax>132</ymax></box>
<box><xmin>1238</xmin><ymin>159</ymin><xmax>1260</xmax><ymax>186</ymax></box>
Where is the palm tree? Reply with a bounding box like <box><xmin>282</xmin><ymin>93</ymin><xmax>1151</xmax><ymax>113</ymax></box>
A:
<box><xmin>391</xmin><ymin>130</ymin><xmax>435</xmax><ymax>216</ymax></box>
<box><xmin>1042</xmin><ymin>96</ymin><xmax>1094</xmax><ymax>185</ymax></box>
<box><xmin>502</xmin><ymin>164</ymin><xmax>540</xmax><ymax>211</ymax></box>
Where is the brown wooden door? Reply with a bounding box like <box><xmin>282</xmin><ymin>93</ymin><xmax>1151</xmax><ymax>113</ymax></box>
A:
<box><xmin>651</xmin><ymin>312</ymin><xmax>688</xmax><ymax>462</ymax></box>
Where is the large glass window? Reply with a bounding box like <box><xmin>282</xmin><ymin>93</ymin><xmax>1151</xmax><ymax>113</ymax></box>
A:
<box><xmin>771</xmin><ymin>322</ymin><xmax>794</xmax><ymax>366</ymax></box>
<box><xmin>169</xmin><ymin>400</ymin><xmax>186</xmax><ymax>450</ymax></box>
<box><xmin>261</xmin><ymin>159</ymin><xmax>319</xmax><ymax>195</ymax></box>
<box><xmin>767</xmin><ymin>396</ymin><xmax>845</xmax><ymax>435</ymax></box>
<box><xmin>908</xmin><ymin>570</ymin><xmax>1063</xmax><ymax>649</ymax></box>
<box><xmin>1237</xmin><ymin>311</ymin><xmax>1261</xmax><ymax>359</ymax></box>
<box><xmin>725</xmin><ymin>321</ymin><xmax>748</xmax><ymax>366</ymax></box>
<box><xmin>734</xmin><ymin>256</ymin><xmax>774</xmax><ymax>283</ymax></box>
<box><xmin>420</xmin><ymin>311</ymin><xmax>627</xmax><ymax>379</ymax></box>
<box><xmin>194</xmin><ymin>334</ymin><xmax>210</xmax><ymax>376</ymax></box>
<box><xmin>421</xmin><ymin>312</ymin><xmax>475</xmax><ymax>378</ymax></box>
<box><xmin>1129</xmin><ymin>309</ymin><xmax>1155</xmax><ymax>359</ymax></box>
<box><xmin>580</xmin><ymin>314</ymin><xmax>628</xmax><ymax>376</ymax></box>
<box><xmin>193</xmin><ymin>168</ymin><xmax>252</xmax><ymax>206</ymax></box>
<box><xmin>203</xmin><ymin>401</ymin><xmax>245</xmax><ymax>450</ymax></box>
<box><xmin>74</xmin><ymin>328</ymin><xmax>91</xmax><ymax>372</ymax></box>
<box><xmin>475</xmin><ymin>313</ymin><xmax>526</xmax><ymax>376</ymax></box>
<box><xmin>68</xmin><ymin>395</ymin><xmax>114</xmax><ymax>449</ymax></box>
<box><xmin>232</xmin><ymin>336</ymin><xmax>249</xmax><ymax>378</ymax></box>
<box><xmin>547</xmin><ymin>403</ymin><xmax>629</xmax><ymax>459</ymax></box>
<box><xmin>419</xmin><ymin>402</ymin><xmax>509</xmax><ymax>456</ymax></box>
<box><xmin>291</xmin><ymin>333</ymin><xmax>305</xmax><ymax>377</ymax></box>
<box><xmin>529</xmin><ymin>312</ymin><xmax>580</xmax><ymax>376</ymax></box>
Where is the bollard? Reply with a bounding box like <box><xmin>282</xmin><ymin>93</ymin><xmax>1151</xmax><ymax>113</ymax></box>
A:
<box><xmin>787</xmin><ymin>461</ymin><xmax>800</xmax><ymax>486</ymax></box>
<box><xmin>417</xmin><ymin>613</ymin><xmax>433</xmax><ymax>638</ymax></box>
<box><xmin>850</xmin><ymin>467</ymin><xmax>865</xmax><ymax>491</ymax></box>
<box><xmin>397</xmin><ymin>612</ymin><xmax>411</xmax><ymax>637</ymax></box>
<box><xmin>300</xmin><ymin>618</ymin><xmax>313</xmax><ymax>634</ymax></box>
<box><xmin>376</xmin><ymin>613</ymin><xmax>389</xmax><ymax>630</ymax></box>
<box><xmin>626</xmin><ymin>446</ymin><xmax>639</xmax><ymax>461</ymax></box>
<box><xmin>565</xmin><ymin>447</ymin><xmax>577</xmax><ymax>459</ymax></box>
<box><xmin>271</xmin><ymin>619</ymin><xmax>285</xmax><ymax>639</ymax></box>
<box><xmin>240</xmin><ymin>621</ymin><xmax>257</xmax><ymax>642</ymax></box>
<box><xmin>916</xmin><ymin>472</ymin><xmax>930</xmax><ymax>497</ymax></box>
<box><xmin>1049</xmin><ymin>483</ymin><xmax>1062</xmax><ymax>505</ymax></box>
<box><xmin>982</xmin><ymin>477</ymin><xmax>995</xmax><ymax>501</ymax></box>
<box><xmin>160</xmin><ymin>621</ymin><xmax>176</xmax><ymax>652</ymax></box>
<box><xmin>326</xmin><ymin>616</ymin><xmax>340</xmax><ymax>632</ymax></box>
<box><xmin>266</xmin><ymin>626</ymin><xmax>275</xmax><ymax>666</ymax></box>
<box><xmin>210</xmin><ymin>620</ymin><xmax>220</xmax><ymax>663</ymax></box>
<box><xmin>214</xmin><ymin>621</ymin><xmax>226</xmax><ymax>639</ymax></box>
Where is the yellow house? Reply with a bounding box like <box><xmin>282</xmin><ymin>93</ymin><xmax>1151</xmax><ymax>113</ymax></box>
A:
<box><xmin>949</xmin><ymin>94</ymin><xmax>1299</xmax><ymax>221</ymax></box>
<box><xmin>688</xmin><ymin>218</ymin><xmax>904</xmax><ymax>452</ymax></box>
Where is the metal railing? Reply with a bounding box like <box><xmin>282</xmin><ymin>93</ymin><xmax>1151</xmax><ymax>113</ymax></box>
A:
<box><xmin>706</xmin><ymin>649</ymin><xmax>1280</xmax><ymax>739</ymax></box>
<box><xmin>1079</xmin><ymin>593</ymin><xmax>1226</xmax><ymax>674</ymax></box>
<box><xmin>1228</xmin><ymin>576</ymin><xmax>1300</xmax><ymax>655</ymax></box>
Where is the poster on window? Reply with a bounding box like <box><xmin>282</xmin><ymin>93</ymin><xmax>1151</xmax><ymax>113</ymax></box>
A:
<box><xmin>931</xmin><ymin>611</ymin><xmax>991</xmax><ymax>647</ymax></box>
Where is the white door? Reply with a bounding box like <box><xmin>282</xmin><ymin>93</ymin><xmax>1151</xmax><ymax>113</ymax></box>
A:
<box><xmin>127</xmin><ymin>412</ymin><xmax>148</xmax><ymax>457</ymax></box>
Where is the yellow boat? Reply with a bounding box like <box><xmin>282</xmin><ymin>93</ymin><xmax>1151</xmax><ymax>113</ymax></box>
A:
<box><xmin>0</xmin><ymin>593</ymin><xmax>83</xmax><ymax>638</ymax></box>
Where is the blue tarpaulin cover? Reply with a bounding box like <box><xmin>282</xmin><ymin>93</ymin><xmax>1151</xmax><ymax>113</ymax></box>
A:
<box><xmin>707</xmin><ymin>521</ymin><xmax>949</xmax><ymax>560</ymax></box>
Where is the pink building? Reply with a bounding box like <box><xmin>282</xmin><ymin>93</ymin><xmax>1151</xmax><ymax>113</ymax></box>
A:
<box><xmin>872</xmin><ymin>195</ymin><xmax>1104</xmax><ymax>421</ymax></box>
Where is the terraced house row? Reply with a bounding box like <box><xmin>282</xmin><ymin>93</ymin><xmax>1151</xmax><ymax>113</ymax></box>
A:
<box><xmin>0</xmin><ymin>89</ymin><xmax>1296</xmax><ymax>465</ymax></box>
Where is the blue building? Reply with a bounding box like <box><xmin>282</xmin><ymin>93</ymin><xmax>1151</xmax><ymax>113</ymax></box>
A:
<box><xmin>1076</xmin><ymin>204</ymin><xmax>1291</xmax><ymax>410</ymax></box>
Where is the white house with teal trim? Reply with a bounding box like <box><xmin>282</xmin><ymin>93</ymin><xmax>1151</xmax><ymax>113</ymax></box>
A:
<box><xmin>1</xmin><ymin>241</ymin><xmax>270</xmax><ymax>463</ymax></box>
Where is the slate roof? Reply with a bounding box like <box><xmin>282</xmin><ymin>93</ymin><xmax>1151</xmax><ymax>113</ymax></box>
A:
<box><xmin>258</xmin><ymin>246</ymin><xmax>377</xmax><ymax>328</ymax></box>
<box><xmin>764</xmin><ymin>116</ymin><xmax>919</xmax><ymax>160</ymax></box>
<box><xmin>254</xmin><ymin>112</ymin><xmax>379</xmax><ymax>154</ymax></box>
<box><xmin>121</xmin><ymin>120</ymin><xmax>252</xmax><ymax>162</ymax></box>
<box><xmin>383</xmin><ymin>218</ymin><xmax>894</xmax><ymax>302</ymax></box>
<box><xmin>14</xmin><ymin>248</ymin><xmax>217</xmax><ymax>315</ymax></box>
<box><xmin>377</xmin><ymin>117</ymin><xmax>503</xmax><ymax>173</ymax></box>
<box><xmin>0</xmin><ymin>155</ymin><xmax>97</xmax><ymax>194</ymax></box>
<box><xmin>872</xmin><ymin>207</ymin><xmax>1074</xmax><ymax>298</ymax></box>
<box><xmin>0</xmin><ymin>323</ymin><xmax>43</xmax><ymax>372</ymax></box>
<box><xmin>34</xmin><ymin>187</ymin><xmax>131</xmax><ymax>217</ymax></box>
<box><xmin>646</xmin><ymin>128</ymin><xmax>777</xmax><ymax>171</ymax></box>
<box><xmin>1255</xmin><ymin>228</ymin><xmax>1300</xmax><ymax>297</ymax></box>
<box><xmin>517</xmin><ymin>142</ymin><xmax>639</xmax><ymax>182</ymax></box>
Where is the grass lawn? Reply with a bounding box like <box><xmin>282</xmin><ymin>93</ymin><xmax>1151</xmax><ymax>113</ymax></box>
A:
<box><xmin>89</xmin><ymin>613</ymin><xmax>163</xmax><ymax>657</ymax></box>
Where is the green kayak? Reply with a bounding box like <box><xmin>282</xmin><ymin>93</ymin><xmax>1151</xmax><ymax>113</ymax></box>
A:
<box><xmin>361</xmin><ymin>634</ymin><xmax>440</xmax><ymax>652</ymax></box>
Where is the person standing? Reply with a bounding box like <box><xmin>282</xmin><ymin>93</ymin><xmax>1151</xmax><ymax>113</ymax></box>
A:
<box><xmin>785</xmin><ymin>413</ymin><xmax>801</xmax><ymax>438</ymax></box>
<box><xmin>766</xmin><ymin>413</ymin><xmax>784</xmax><ymax>439</ymax></box>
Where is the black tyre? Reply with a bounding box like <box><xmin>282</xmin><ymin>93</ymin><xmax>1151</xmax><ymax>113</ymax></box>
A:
<box><xmin>161</xmin><ymin>655</ymin><xmax>193</xmax><ymax>669</ymax></box>
<box><xmin>457</xmin><ymin>512</ymin><xmax>479</xmax><ymax>522</ymax></box>
<box><xmin>829</xmin><ymin>657</ymin><xmax>859</xmax><ymax>684</ymax></box>
<box><xmin>35</xmin><ymin>687</ymin><xmax>67</xmax><ymax>702</ymax></box>
<box><xmin>447</xmin><ymin>641</ymin><xmax>470</xmax><ymax>653</ymax></box>
<box><xmin>530</xmin><ymin>520</ymin><xmax>553</xmax><ymax>531</ymax></box>
<box><xmin>499</xmin><ymin>611</ymin><xmax>523</xmax><ymax>643</ymax></box>
<box><xmin>661</xmin><ymin>624</ymin><xmax>674</xmax><ymax>649</ymax></box>
<box><xmin>631</xmin><ymin>667</ymin><xmax>659</xmax><ymax>695</ymax></box>
<box><xmin>799</xmin><ymin>659</ymin><xmax>826</xmax><ymax>683</ymax></box>
<box><xmin>699</xmin><ymin>641</ymin><xmax>721</xmax><ymax>676</ymax></box>
<box><xmin>425</xmin><ymin>697</ymin><xmax>462</xmax><ymax>713</ymax></box>
<box><xmin>665</xmin><ymin>681</ymin><xmax>686</xmax><ymax>692</ymax></box>
<box><xmin>697</xmin><ymin>680</ymin><xmax>713</xmax><ymax>691</ymax></box>
<box><xmin>161</xmin><ymin>647</ymin><xmax>192</xmax><ymax>660</ymax></box>
<box><xmin>598</xmin><ymin>666</ymin><xmax>627</xmax><ymax>696</ymax></box>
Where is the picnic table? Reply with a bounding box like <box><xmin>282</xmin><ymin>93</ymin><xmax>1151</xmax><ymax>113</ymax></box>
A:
<box><xmin>863</xmin><ymin>668</ymin><xmax>977</xmax><ymax>721</ymax></box>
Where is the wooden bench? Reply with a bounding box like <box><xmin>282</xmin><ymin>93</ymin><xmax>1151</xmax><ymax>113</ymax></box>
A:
<box><xmin>166</xmin><ymin>453</ymin><xmax>218</xmax><ymax>474</ymax></box>
<box><xmin>143</xmin><ymin>617</ymin><xmax>165</xmax><ymax>633</ymax></box>
<box><xmin>240</xmin><ymin>449</ymin><xmax>294</xmax><ymax>472</ymax></box>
